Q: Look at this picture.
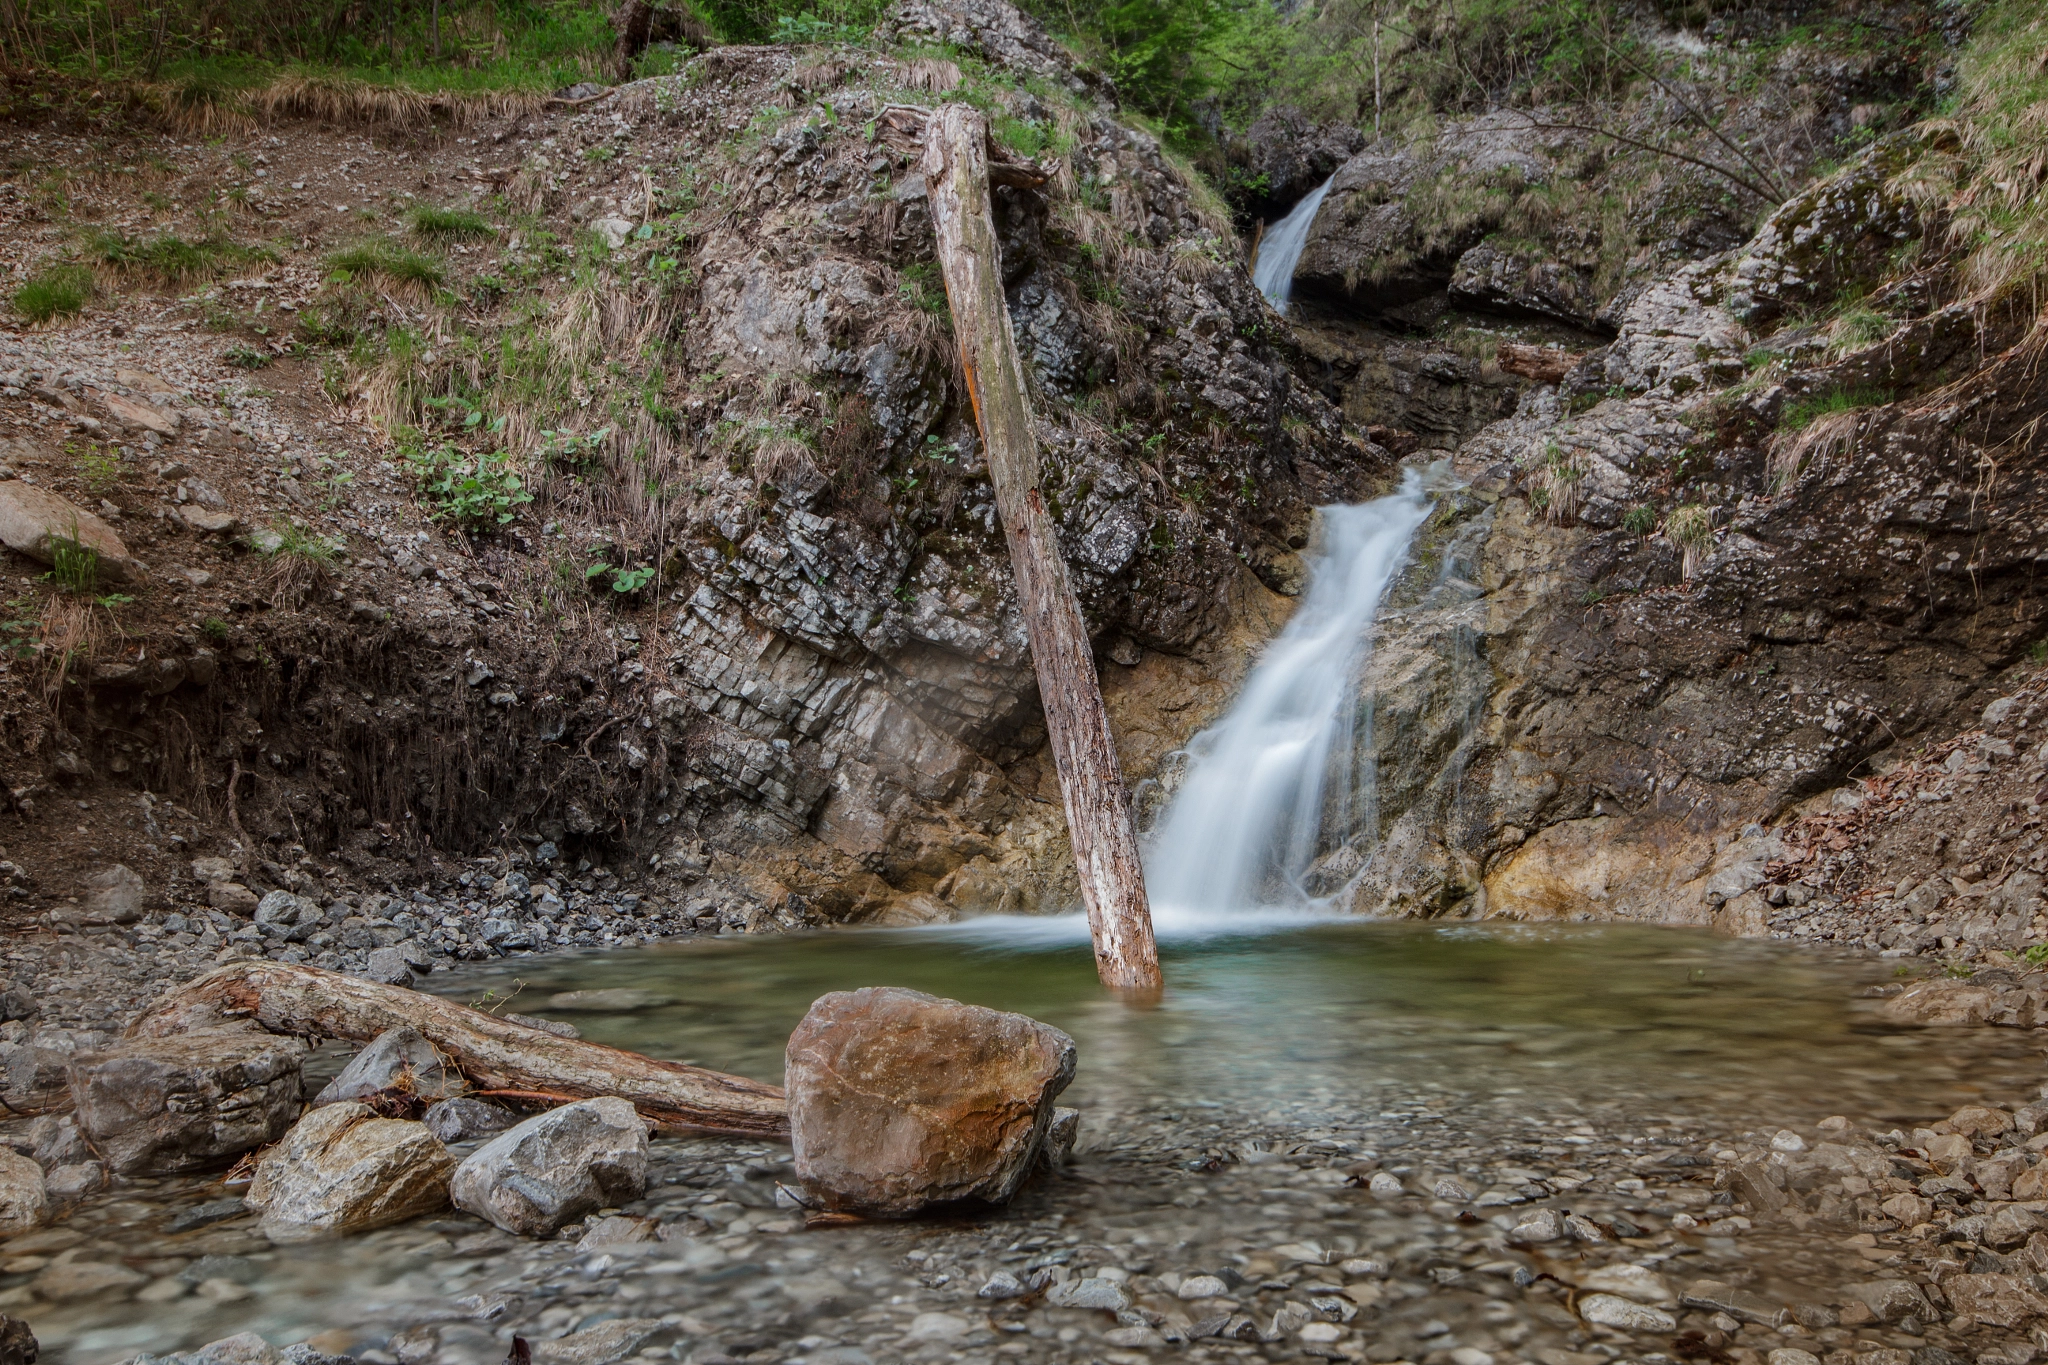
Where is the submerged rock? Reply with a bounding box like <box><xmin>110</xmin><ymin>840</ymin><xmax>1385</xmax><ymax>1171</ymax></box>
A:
<box><xmin>422</xmin><ymin>1096</ymin><xmax>518</xmax><ymax>1143</ymax></box>
<box><xmin>784</xmin><ymin>986</ymin><xmax>1076</xmax><ymax>1216</ymax></box>
<box><xmin>246</xmin><ymin>1102</ymin><xmax>456</xmax><ymax>1242</ymax></box>
<box><xmin>68</xmin><ymin>1025</ymin><xmax>304</xmax><ymax>1175</ymax></box>
<box><xmin>449</xmin><ymin>1097</ymin><xmax>648</xmax><ymax>1237</ymax></box>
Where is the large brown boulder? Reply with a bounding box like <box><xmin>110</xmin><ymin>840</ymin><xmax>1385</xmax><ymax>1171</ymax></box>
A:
<box><xmin>785</xmin><ymin>987</ymin><xmax>1075</xmax><ymax>1216</ymax></box>
<box><xmin>68</xmin><ymin>1024</ymin><xmax>305</xmax><ymax>1175</ymax></box>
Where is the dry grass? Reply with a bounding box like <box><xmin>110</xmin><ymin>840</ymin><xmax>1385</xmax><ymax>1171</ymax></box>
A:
<box><xmin>894</xmin><ymin>59</ymin><xmax>962</xmax><ymax>94</ymax></box>
<box><xmin>253</xmin><ymin>73</ymin><xmax>543</xmax><ymax>128</ymax></box>
<box><xmin>1767</xmin><ymin>407</ymin><xmax>1862</xmax><ymax>493</ymax></box>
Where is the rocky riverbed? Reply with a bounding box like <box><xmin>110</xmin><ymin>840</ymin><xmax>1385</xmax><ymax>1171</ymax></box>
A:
<box><xmin>6</xmin><ymin>923</ymin><xmax>2048</xmax><ymax>1365</ymax></box>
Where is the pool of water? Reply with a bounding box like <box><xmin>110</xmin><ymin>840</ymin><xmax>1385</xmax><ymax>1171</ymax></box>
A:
<box><xmin>18</xmin><ymin>919</ymin><xmax>2041</xmax><ymax>1365</ymax></box>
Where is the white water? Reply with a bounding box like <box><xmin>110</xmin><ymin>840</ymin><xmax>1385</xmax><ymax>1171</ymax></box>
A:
<box><xmin>1251</xmin><ymin>174</ymin><xmax>1335</xmax><ymax>314</ymax></box>
<box><xmin>1144</xmin><ymin>468</ymin><xmax>1436</xmax><ymax>917</ymax></box>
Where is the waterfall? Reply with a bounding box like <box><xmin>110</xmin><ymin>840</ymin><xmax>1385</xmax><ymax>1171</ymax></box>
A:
<box><xmin>1251</xmin><ymin>175</ymin><xmax>1335</xmax><ymax>315</ymax></box>
<box><xmin>1146</xmin><ymin>468</ymin><xmax>1437</xmax><ymax>916</ymax></box>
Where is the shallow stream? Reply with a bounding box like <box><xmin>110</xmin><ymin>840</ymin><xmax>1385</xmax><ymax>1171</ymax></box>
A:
<box><xmin>23</xmin><ymin>919</ymin><xmax>2048</xmax><ymax>1365</ymax></box>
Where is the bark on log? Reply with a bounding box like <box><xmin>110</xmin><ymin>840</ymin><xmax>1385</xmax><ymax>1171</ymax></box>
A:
<box><xmin>920</xmin><ymin>104</ymin><xmax>1163</xmax><ymax>995</ymax></box>
<box><xmin>132</xmin><ymin>961</ymin><xmax>788</xmax><ymax>1138</ymax></box>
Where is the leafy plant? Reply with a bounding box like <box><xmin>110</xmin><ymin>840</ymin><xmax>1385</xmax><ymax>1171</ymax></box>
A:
<box><xmin>13</xmin><ymin>266</ymin><xmax>92</xmax><ymax>323</ymax></box>
<box><xmin>201</xmin><ymin>617</ymin><xmax>231</xmax><ymax>643</ymax></box>
<box><xmin>402</xmin><ymin>440</ymin><xmax>532</xmax><ymax>526</ymax></box>
<box><xmin>223</xmin><ymin>343</ymin><xmax>268</xmax><ymax>369</ymax></box>
<box><xmin>585</xmin><ymin>562</ymin><xmax>655</xmax><ymax>595</ymax></box>
<box><xmin>1621</xmin><ymin>505</ymin><xmax>1656</xmax><ymax>536</ymax></box>
<box><xmin>0</xmin><ymin>600</ymin><xmax>40</xmax><ymax>660</ymax></box>
<box><xmin>258</xmin><ymin>520</ymin><xmax>337</xmax><ymax>563</ymax></box>
<box><xmin>72</xmin><ymin>441</ymin><xmax>123</xmax><ymax>493</ymax></box>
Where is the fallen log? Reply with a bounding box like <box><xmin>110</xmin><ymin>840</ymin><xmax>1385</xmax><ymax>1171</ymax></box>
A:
<box><xmin>920</xmin><ymin>104</ymin><xmax>1162</xmax><ymax>995</ymax></box>
<box><xmin>131</xmin><ymin>961</ymin><xmax>788</xmax><ymax>1138</ymax></box>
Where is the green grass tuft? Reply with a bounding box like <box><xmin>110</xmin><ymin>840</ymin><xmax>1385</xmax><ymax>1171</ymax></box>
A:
<box><xmin>408</xmin><ymin>206</ymin><xmax>494</xmax><ymax>240</ymax></box>
<box><xmin>88</xmin><ymin>231</ymin><xmax>275</xmax><ymax>284</ymax></box>
<box><xmin>13</xmin><ymin>266</ymin><xmax>92</xmax><ymax>323</ymax></box>
<box><xmin>328</xmin><ymin>239</ymin><xmax>448</xmax><ymax>292</ymax></box>
<box><xmin>1780</xmin><ymin>386</ymin><xmax>1890</xmax><ymax>431</ymax></box>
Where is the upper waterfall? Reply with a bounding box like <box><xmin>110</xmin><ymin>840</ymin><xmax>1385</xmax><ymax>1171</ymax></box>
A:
<box><xmin>1251</xmin><ymin>174</ymin><xmax>1335</xmax><ymax>315</ymax></box>
<box><xmin>1145</xmin><ymin>468</ymin><xmax>1437</xmax><ymax>917</ymax></box>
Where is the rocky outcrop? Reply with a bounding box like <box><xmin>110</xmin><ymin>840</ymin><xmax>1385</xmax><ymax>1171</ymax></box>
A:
<box><xmin>785</xmin><ymin>986</ymin><xmax>1076</xmax><ymax>1216</ymax></box>
<box><xmin>1224</xmin><ymin>108</ymin><xmax>1364</xmax><ymax>223</ymax></box>
<box><xmin>449</xmin><ymin>1096</ymin><xmax>649</xmax><ymax>1236</ymax></box>
<box><xmin>68</xmin><ymin>1024</ymin><xmax>304</xmax><ymax>1175</ymax></box>
<box><xmin>246</xmin><ymin>1102</ymin><xmax>456</xmax><ymax>1241</ymax></box>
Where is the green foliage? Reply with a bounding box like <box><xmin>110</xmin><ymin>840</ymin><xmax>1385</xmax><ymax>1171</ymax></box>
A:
<box><xmin>2030</xmin><ymin>639</ymin><xmax>2048</xmax><ymax>665</ymax></box>
<box><xmin>408</xmin><ymin>205</ymin><xmax>494</xmax><ymax>240</ymax></box>
<box><xmin>1666</xmin><ymin>504</ymin><xmax>1713</xmax><ymax>548</ymax></box>
<box><xmin>1</xmin><ymin>600</ymin><xmax>40</xmax><ymax>660</ymax></box>
<box><xmin>1779</xmin><ymin>386</ymin><xmax>1889</xmax><ymax>431</ymax></box>
<box><xmin>1023</xmin><ymin>0</ymin><xmax>1261</xmax><ymax>147</ymax></box>
<box><xmin>13</xmin><ymin>266</ymin><xmax>92</xmax><ymax>323</ymax></box>
<box><xmin>896</xmin><ymin>261</ymin><xmax>949</xmax><ymax>316</ymax></box>
<box><xmin>223</xmin><ymin>343</ymin><xmax>269</xmax><ymax>369</ymax></box>
<box><xmin>585</xmin><ymin>561</ymin><xmax>655</xmax><ymax>595</ymax></box>
<box><xmin>201</xmin><ymin>617</ymin><xmax>231</xmax><ymax>643</ymax></box>
<box><xmin>691</xmin><ymin>0</ymin><xmax>887</xmax><ymax>44</ymax></box>
<box><xmin>1621</xmin><ymin>505</ymin><xmax>1656</xmax><ymax>536</ymax></box>
<box><xmin>71</xmin><ymin>440</ymin><xmax>122</xmax><ymax>493</ymax></box>
<box><xmin>401</xmin><ymin>437</ymin><xmax>532</xmax><ymax>526</ymax></box>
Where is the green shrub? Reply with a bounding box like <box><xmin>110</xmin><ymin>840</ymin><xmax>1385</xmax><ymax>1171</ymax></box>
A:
<box><xmin>13</xmin><ymin>266</ymin><xmax>92</xmax><ymax>323</ymax></box>
<box><xmin>1621</xmin><ymin>505</ymin><xmax>1656</xmax><ymax>536</ymax></box>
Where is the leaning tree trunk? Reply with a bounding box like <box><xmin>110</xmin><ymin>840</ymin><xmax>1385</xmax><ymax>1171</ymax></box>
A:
<box><xmin>133</xmin><ymin>961</ymin><xmax>788</xmax><ymax>1138</ymax></box>
<box><xmin>920</xmin><ymin>103</ymin><xmax>1163</xmax><ymax>995</ymax></box>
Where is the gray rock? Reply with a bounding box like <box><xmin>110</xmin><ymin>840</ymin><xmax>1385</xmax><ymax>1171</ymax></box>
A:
<box><xmin>363</xmin><ymin>947</ymin><xmax>415</xmax><ymax>987</ymax></box>
<box><xmin>43</xmin><ymin>1162</ymin><xmax>103</xmax><ymax>1202</ymax></box>
<box><xmin>1178</xmin><ymin>1274</ymin><xmax>1231</xmax><ymax>1299</ymax></box>
<box><xmin>68</xmin><ymin>1025</ymin><xmax>304</xmax><ymax>1175</ymax></box>
<box><xmin>449</xmin><ymin>1096</ymin><xmax>648</xmax><ymax>1237</ymax></box>
<box><xmin>977</xmin><ymin>1271</ymin><xmax>1028</xmax><ymax>1299</ymax></box>
<box><xmin>529</xmin><ymin>1318</ymin><xmax>662</xmax><ymax>1365</ymax></box>
<box><xmin>422</xmin><ymin>1097</ymin><xmax>518</xmax><ymax>1143</ymax></box>
<box><xmin>167</xmin><ymin>1198</ymin><xmax>248</xmax><ymax>1233</ymax></box>
<box><xmin>1844</xmin><ymin>1278</ymin><xmax>1931</xmax><ymax>1323</ymax></box>
<box><xmin>84</xmin><ymin>865</ymin><xmax>147</xmax><ymax>924</ymax></box>
<box><xmin>246</xmin><ymin>1103</ymin><xmax>455</xmax><ymax>1242</ymax></box>
<box><xmin>1682</xmin><ymin>1279</ymin><xmax>1790</xmax><ymax>1326</ymax></box>
<box><xmin>312</xmin><ymin>1027</ymin><xmax>461</xmax><ymax>1107</ymax></box>
<box><xmin>575</xmin><ymin>1214</ymin><xmax>657</xmax><ymax>1249</ymax></box>
<box><xmin>1046</xmin><ymin>1277</ymin><xmax>1129</xmax><ymax>1311</ymax></box>
<box><xmin>1580</xmin><ymin>1292</ymin><xmax>1677</xmax><ymax>1332</ymax></box>
<box><xmin>1038</xmin><ymin>1105</ymin><xmax>1080</xmax><ymax>1169</ymax></box>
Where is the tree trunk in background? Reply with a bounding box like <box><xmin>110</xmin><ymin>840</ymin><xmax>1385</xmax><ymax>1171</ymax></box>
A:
<box><xmin>920</xmin><ymin>103</ymin><xmax>1163</xmax><ymax>996</ymax></box>
<box><xmin>133</xmin><ymin>961</ymin><xmax>790</xmax><ymax>1137</ymax></box>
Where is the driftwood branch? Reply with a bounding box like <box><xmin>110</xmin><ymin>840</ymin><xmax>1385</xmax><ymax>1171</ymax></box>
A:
<box><xmin>920</xmin><ymin>103</ymin><xmax>1162</xmax><ymax>995</ymax></box>
<box><xmin>132</xmin><ymin>961</ymin><xmax>789</xmax><ymax>1138</ymax></box>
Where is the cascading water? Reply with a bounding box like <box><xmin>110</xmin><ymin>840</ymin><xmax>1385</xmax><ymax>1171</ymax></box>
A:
<box><xmin>1145</xmin><ymin>468</ymin><xmax>1437</xmax><ymax>918</ymax></box>
<box><xmin>1251</xmin><ymin>174</ymin><xmax>1335</xmax><ymax>314</ymax></box>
